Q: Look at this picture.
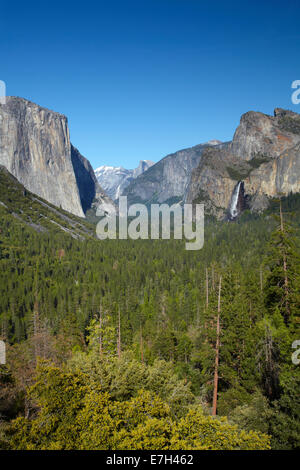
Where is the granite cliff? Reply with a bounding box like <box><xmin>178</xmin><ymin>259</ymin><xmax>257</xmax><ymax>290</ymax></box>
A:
<box><xmin>185</xmin><ymin>108</ymin><xmax>300</xmax><ymax>219</ymax></box>
<box><xmin>2</xmin><ymin>97</ymin><xmax>299</xmax><ymax>221</ymax></box>
<box><xmin>123</xmin><ymin>140</ymin><xmax>223</xmax><ymax>205</ymax></box>
<box><xmin>0</xmin><ymin>97</ymin><xmax>112</xmax><ymax>218</ymax></box>
<box><xmin>71</xmin><ymin>145</ymin><xmax>113</xmax><ymax>214</ymax></box>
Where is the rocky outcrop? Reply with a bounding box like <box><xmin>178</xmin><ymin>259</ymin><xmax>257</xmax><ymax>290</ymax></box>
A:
<box><xmin>245</xmin><ymin>141</ymin><xmax>300</xmax><ymax>200</ymax></box>
<box><xmin>95</xmin><ymin>160</ymin><xmax>154</xmax><ymax>201</ymax></box>
<box><xmin>0</xmin><ymin>97</ymin><xmax>112</xmax><ymax>217</ymax></box>
<box><xmin>185</xmin><ymin>146</ymin><xmax>238</xmax><ymax>218</ymax></box>
<box><xmin>133</xmin><ymin>160</ymin><xmax>155</xmax><ymax>178</ymax></box>
<box><xmin>230</xmin><ymin>108</ymin><xmax>300</xmax><ymax>160</ymax></box>
<box><xmin>186</xmin><ymin>108</ymin><xmax>300</xmax><ymax>218</ymax></box>
<box><xmin>71</xmin><ymin>145</ymin><xmax>114</xmax><ymax>213</ymax></box>
<box><xmin>123</xmin><ymin>140</ymin><xmax>223</xmax><ymax>205</ymax></box>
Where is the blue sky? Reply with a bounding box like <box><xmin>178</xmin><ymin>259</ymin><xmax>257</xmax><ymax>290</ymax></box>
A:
<box><xmin>1</xmin><ymin>0</ymin><xmax>300</xmax><ymax>169</ymax></box>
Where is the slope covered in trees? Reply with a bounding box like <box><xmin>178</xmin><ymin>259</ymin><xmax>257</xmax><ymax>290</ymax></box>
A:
<box><xmin>0</xmin><ymin>168</ymin><xmax>299</xmax><ymax>449</ymax></box>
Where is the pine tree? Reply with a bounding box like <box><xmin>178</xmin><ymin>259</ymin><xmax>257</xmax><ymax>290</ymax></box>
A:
<box><xmin>264</xmin><ymin>201</ymin><xmax>300</xmax><ymax>327</ymax></box>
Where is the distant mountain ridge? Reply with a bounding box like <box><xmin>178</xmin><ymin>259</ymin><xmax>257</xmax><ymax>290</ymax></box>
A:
<box><xmin>2</xmin><ymin>97</ymin><xmax>300</xmax><ymax>222</ymax></box>
<box><xmin>122</xmin><ymin>140</ymin><xmax>224</xmax><ymax>205</ymax></box>
<box><xmin>115</xmin><ymin>107</ymin><xmax>300</xmax><ymax>220</ymax></box>
<box><xmin>94</xmin><ymin>160</ymin><xmax>154</xmax><ymax>201</ymax></box>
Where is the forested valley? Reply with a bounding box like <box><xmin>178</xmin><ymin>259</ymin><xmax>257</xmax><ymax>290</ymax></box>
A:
<box><xmin>0</xmin><ymin>180</ymin><xmax>299</xmax><ymax>449</ymax></box>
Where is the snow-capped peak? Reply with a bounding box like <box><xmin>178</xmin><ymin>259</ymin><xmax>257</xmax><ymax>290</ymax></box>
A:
<box><xmin>94</xmin><ymin>160</ymin><xmax>155</xmax><ymax>201</ymax></box>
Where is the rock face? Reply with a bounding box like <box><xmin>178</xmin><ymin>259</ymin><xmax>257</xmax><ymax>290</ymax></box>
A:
<box><xmin>95</xmin><ymin>160</ymin><xmax>154</xmax><ymax>201</ymax></box>
<box><xmin>71</xmin><ymin>145</ymin><xmax>114</xmax><ymax>213</ymax></box>
<box><xmin>230</xmin><ymin>108</ymin><xmax>300</xmax><ymax>160</ymax></box>
<box><xmin>185</xmin><ymin>145</ymin><xmax>238</xmax><ymax>218</ymax></box>
<box><xmin>133</xmin><ymin>160</ymin><xmax>155</xmax><ymax>178</ymax></box>
<box><xmin>0</xmin><ymin>97</ymin><xmax>112</xmax><ymax>217</ymax></box>
<box><xmin>123</xmin><ymin>140</ymin><xmax>223</xmax><ymax>205</ymax></box>
<box><xmin>185</xmin><ymin>109</ymin><xmax>300</xmax><ymax>218</ymax></box>
<box><xmin>4</xmin><ymin>97</ymin><xmax>299</xmax><ymax>221</ymax></box>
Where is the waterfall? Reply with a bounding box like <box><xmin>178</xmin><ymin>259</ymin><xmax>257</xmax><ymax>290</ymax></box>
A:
<box><xmin>229</xmin><ymin>181</ymin><xmax>242</xmax><ymax>220</ymax></box>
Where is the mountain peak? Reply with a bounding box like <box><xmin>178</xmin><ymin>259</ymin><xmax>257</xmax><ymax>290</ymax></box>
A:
<box><xmin>205</xmin><ymin>139</ymin><xmax>223</xmax><ymax>146</ymax></box>
<box><xmin>95</xmin><ymin>160</ymin><xmax>154</xmax><ymax>200</ymax></box>
<box><xmin>2</xmin><ymin>96</ymin><xmax>67</xmax><ymax>120</ymax></box>
<box><xmin>274</xmin><ymin>107</ymin><xmax>300</xmax><ymax>119</ymax></box>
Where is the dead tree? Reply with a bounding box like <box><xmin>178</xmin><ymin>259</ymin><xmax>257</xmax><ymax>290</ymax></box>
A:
<box><xmin>212</xmin><ymin>275</ymin><xmax>222</xmax><ymax>416</ymax></box>
<box><xmin>117</xmin><ymin>307</ymin><xmax>121</xmax><ymax>359</ymax></box>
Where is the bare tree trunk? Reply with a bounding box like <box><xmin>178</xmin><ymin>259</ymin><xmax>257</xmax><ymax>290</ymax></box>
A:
<box><xmin>206</xmin><ymin>267</ymin><xmax>209</xmax><ymax>309</ymax></box>
<box><xmin>260</xmin><ymin>265</ymin><xmax>263</xmax><ymax>292</ymax></box>
<box><xmin>212</xmin><ymin>275</ymin><xmax>222</xmax><ymax>416</ymax></box>
<box><xmin>280</xmin><ymin>201</ymin><xmax>289</xmax><ymax>320</ymax></box>
<box><xmin>24</xmin><ymin>396</ymin><xmax>30</xmax><ymax>419</ymax></box>
<box><xmin>99</xmin><ymin>303</ymin><xmax>103</xmax><ymax>357</ymax></box>
<box><xmin>1</xmin><ymin>318</ymin><xmax>7</xmax><ymax>340</ymax></box>
<box><xmin>280</xmin><ymin>200</ymin><xmax>284</xmax><ymax>232</ymax></box>
<box><xmin>42</xmin><ymin>319</ymin><xmax>49</xmax><ymax>359</ymax></box>
<box><xmin>117</xmin><ymin>307</ymin><xmax>121</xmax><ymax>359</ymax></box>
<box><xmin>33</xmin><ymin>297</ymin><xmax>40</xmax><ymax>364</ymax></box>
<box><xmin>140</xmin><ymin>325</ymin><xmax>144</xmax><ymax>364</ymax></box>
<box><xmin>280</xmin><ymin>201</ymin><xmax>288</xmax><ymax>287</ymax></box>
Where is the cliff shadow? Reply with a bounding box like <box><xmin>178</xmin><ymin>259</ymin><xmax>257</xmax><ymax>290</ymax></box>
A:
<box><xmin>71</xmin><ymin>145</ymin><xmax>96</xmax><ymax>214</ymax></box>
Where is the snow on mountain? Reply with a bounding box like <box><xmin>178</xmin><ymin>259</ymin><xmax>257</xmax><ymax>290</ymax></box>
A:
<box><xmin>94</xmin><ymin>160</ymin><xmax>154</xmax><ymax>201</ymax></box>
